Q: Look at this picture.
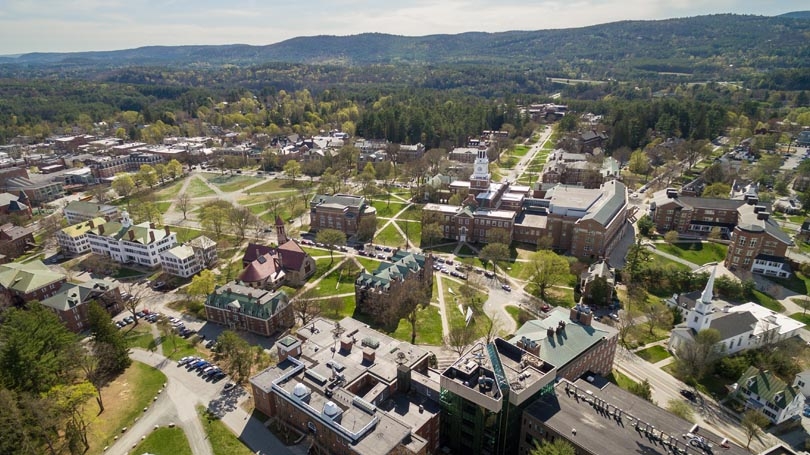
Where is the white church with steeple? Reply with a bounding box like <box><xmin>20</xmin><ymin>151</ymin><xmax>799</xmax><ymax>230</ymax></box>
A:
<box><xmin>668</xmin><ymin>266</ymin><xmax>804</xmax><ymax>357</ymax></box>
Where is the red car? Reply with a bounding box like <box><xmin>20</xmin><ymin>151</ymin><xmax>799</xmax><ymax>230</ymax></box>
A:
<box><xmin>540</xmin><ymin>303</ymin><xmax>550</xmax><ymax>312</ymax></box>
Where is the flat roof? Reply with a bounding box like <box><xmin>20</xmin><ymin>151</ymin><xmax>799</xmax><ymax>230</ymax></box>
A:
<box><xmin>526</xmin><ymin>378</ymin><xmax>748</xmax><ymax>455</ymax></box>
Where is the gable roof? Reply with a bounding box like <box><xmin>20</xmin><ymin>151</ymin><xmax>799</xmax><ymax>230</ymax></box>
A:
<box><xmin>239</xmin><ymin>253</ymin><xmax>284</xmax><ymax>283</ymax></box>
<box><xmin>356</xmin><ymin>251</ymin><xmax>428</xmax><ymax>291</ymax></box>
<box><xmin>61</xmin><ymin>217</ymin><xmax>108</xmax><ymax>238</ymax></box>
<box><xmin>187</xmin><ymin>235</ymin><xmax>216</xmax><ymax>250</ymax></box>
<box><xmin>205</xmin><ymin>283</ymin><xmax>289</xmax><ymax>320</ymax></box>
<box><xmin>243</xmin><ymin>243</ymin><xmax>274</xmax><ymax>264</ymax></box>
<box><xmin>41</xmin><ymin>278</ymin><xmax>118</xmax><ymax>312</ymax></box>
<box><xmin>708</xmin><ymin>311</ymin><xmax>758</xmax><ymax>340</ymax></box>
<box><xmin>738</xmin><ymin>366</ymin><xmax>800</xmax><ymax>410</ymax></box>
<box><xmin>0</xmin><ymin>260</ymin><xmax>65</xmax><ymax>294</ymax></box>
<box><xmin>63</xmin><ymin>201</ymin><xmax>118</xmax><ymax>216</ymax></box>
<box><xmin>277</xmin><ymin>239</ymin><xmax>308</xmax><ymax>271</ymax></box>
<box><xmin>88</xmin><ymin>221</ymin><xmax>172</xmax><ymax>244</ymax></box>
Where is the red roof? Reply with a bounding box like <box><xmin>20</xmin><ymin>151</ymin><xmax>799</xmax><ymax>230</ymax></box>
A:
<box><xmin>277</xmin><ymin>239</ymin><xmax>308</xmax><ymax>271</ymax></box>
<box><xmin>239</xmin><ymin>253</ymin><xmax>282</xmax><ymax>283</ymax></box>
<box><xmin>242</xmin><ymin>243</ymin><xmax>274</xmax><ymax>266</ymax></box>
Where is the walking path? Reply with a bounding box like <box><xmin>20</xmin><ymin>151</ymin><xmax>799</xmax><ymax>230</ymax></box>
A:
<box><xmin>434</xmin><ymin>275</ymin><xmax>451</xmax><ymax>341</ymax></box>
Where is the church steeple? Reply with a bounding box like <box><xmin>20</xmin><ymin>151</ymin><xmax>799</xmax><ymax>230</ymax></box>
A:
<box><xmin>275</xmin><ymin>215</ymin><xmax>287</xmax><ymax>244</ymax></box>
<box><xmin>688</xmin><ymin>266</ymin><xmax>717</xmax><ymax>332</ymax></box>
<box><xmin>470</xmin><ymin>148</ymin><xmax>491</xmax><ymax>191</ymax></box>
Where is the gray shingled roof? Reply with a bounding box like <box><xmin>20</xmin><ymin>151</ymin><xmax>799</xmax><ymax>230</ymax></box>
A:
<box><xmin>310</xmin><ymin>194</ymin><xmax>366</xmax><ymax>208</ymax></box>
<box><xmin>709</xmin><ymin>311</ymin><xmax>758</xmax><ymax>340</ymax></box>
<box><xmin>580</xmin><ymin>180</ymin><xmax>626</xmax><ymax>226</ymax></box>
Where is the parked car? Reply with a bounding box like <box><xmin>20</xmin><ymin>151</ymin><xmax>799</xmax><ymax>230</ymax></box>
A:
<box><xmin>680</xmin><ymin>389</ymin><xmax>697</xmax><ymax>402</ymax></box>
<box><xmin>223</xmin><ymin>382</ymin><xmax>235</xmax><ymax>391</ymax></box>
<box><xmin>540</xmin><ymin>303</ymin><xmax>550</xmax><ymax>312</ymax></box>
<box><xmin>178</xmin><ymin>356</ymin><xmax>194</xmax><ymax>366</ymax></box>
<box><xmin>484</xmin><ymin>271</ymin><xmax>495</xmax><ymax>278</ymax></box>
<box><xmin>609</xmin><ymin>313</ymin><xmax>620</xmax><ymax>321</ymax></box>
<box><xmin>501</xmin><ymin>284</ymin><xmax>512</xmax><ymax>292</ymax></box>
<box><xmin>212</xmin><ymin>371</ymin><xmax>227</xmax><ymax>381</ymax></box>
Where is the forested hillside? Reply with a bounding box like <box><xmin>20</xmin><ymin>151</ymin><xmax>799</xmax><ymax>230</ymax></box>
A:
<box><xmin>2</xmin><ymin>14</ymin><xmax>809</xmax><ymax>86</ymax></box>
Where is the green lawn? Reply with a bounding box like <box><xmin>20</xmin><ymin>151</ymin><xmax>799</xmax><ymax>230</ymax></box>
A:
<box><xmin>123</xmin><ymin>323</ymin><xmax>157</xmax><ymax>351</ymax></box>
<box><xmin>154</xmin><ymin>178</ymin><xmax>188</xmax><ymax>199</ymax></box>
<box><xmin>247</xmin><ymin>179</ymin><xmax>293</xmax><ymax>193</ymax></box>
<box><xmin>161</xmin><ymin>333</ymin><xmax>206</xmax><ymax>361</ymax></box>
<box><xmin>185</xmin><ymin>177</ymin><xmax>216</xmax><ymax>197</ymax></box>
<box><xmin>205</xmin><ymin>174</ymin><xmax>262</xmax><ymax>192</ymax></box>
<box><xmin>654</xmin><ymin>242</ymin><xmax>728</xmax><ymax>266</ymax></box>
<box><xmin>397</xmin><ymin>220</ymin><xmax>421</xmax><ymax>246</ymax></box>
<box><xmin>313</xmin><ymin>263</ymin><xmax>358</xmax><ymax>295</ymax></box>
<box><xmin>607</xmin><ymin>369</ymin><xmax>639</xmax><ymax>392</ymax></box>
<box><xmin>389</xmin><ymin>304</ymin><xmax>444</xmax><ymax>345</ymax></box>
<box><xmin>635</xmin><ymin>345</ymin><xmax>672</xmax><ymax>363</ymax></box>
<box><xmin>512</xmin><ymin>145</ymin><xmax>531</xmax><ymax>157</ymax></box>
<box><xmin>504</xmin><ymin>260</ymin><xmax>532</xmax><ymax>280</ymax></box>
<box><xmin>355</xmin><ymin>256</ymin><xmax>384</xmax><ymax>272</ymax></box>
<box><xmin>199</xmin><ymin>408</ymin><xmax>255</xmax><ymax>455</ymax></box>
<box><xmin>85</xmin><ymin>362</ymin><xmax>167</xmax><ymax>455</ymax></box>
<box><xmin>398</xmin><ymin>204</ymin><xmax>423</xmax><ymax>221</ymax></box>
<box><xmin>216</xmin><ymin>260</ymin><xmax>244</xmax><ymax>285</ymax></box>
<box><xmin>131</xmin><ymin>427</ymin><xmax>192</xmax><ymax>455</ymax></box>
<box><xmin>442</xmin><ymin>278</ymin><xmax>491</xmax><ymax>334</ymax></box>
<box><xmin>156</xmin><ymin>201</ymin><xmax>172</xmax><ymax>213</ymax></box>
<box><xmin>320</xmin><ymin>296</ymin><xmax>357</xmax><ymax>320</ymax></box>
<box><xmin>645</xmin><ymin>251</ymin><xmax>692</xmax><ymax>271</ymax></box>
<box><xmin>374</xmin><ymin>223</ymin><xmax>407</xmax><ymax>247</ymax></box>
<box><xmin>371</xmin><ymin>200</ymin><xmax>406</xmax><ymax>218</ymax></box>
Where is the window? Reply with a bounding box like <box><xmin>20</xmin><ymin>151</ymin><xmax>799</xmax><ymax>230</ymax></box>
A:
<box><xmin>738</xmin><ymin>237</ymin><xmax>746</xmax><ymax>246</ymax></box>
<box><xmin>749</xmin><ymin>239</ymin><xmax>758</xmax><ymax>247</ymax></box>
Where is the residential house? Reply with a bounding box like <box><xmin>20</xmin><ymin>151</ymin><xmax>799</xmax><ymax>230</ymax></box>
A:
<box><xmin>186</xmin><ymin>235</ymin><xmax>218</xmax><ymax>268</ymax></box>
<box><xmin>0</xmin><ymin>260</ymin><xmax>66</xmax><ymax>303</ymax></box>
<box><xmin>85</xmin><ymin>211</ymin><xmax>177</xmax><ymax>267</ymax></box>
<box><xmin>668</xmin><ymin>267</ymin><xmax>804</xmax><ymax>357</ymax></box>
<box><xmin>57</xmin><ymin>217</ymin><xmax>108</xmax><ymax>255</ymax></box>
<box><xmin>0</xmin><ymin>223</ymin><xmax>35</xmax><ymax>262</ymax></box>
<box><xmin>63</xmin><ymin>201</ymin><xmax>119</xmax><ymax>224</ymax></box>
<box><xmin>251</xmin><ymin>317</ymin><xmax>441</xmax><ymax>455</ymax></box>
<box><xmin>733</xmin><ymin>366</ymin><xmax>804</xmax><ymax>425</ymax></box>
<box><xmin>793</xmin><ymin>370</ymin><xmax>810</xmax><ymax>399</ymax></box>
<box><xmin>511</xmin><ymin>305</ymin><xmax>618</xmax><ymax>381</ymax></box>
<box><xmin>160</xmin><ymin>245</ymin><xmax>201</xmax><ymax>278</ymax></box>
<box><xmin>204</xmin><ymin>283</ymin><xmax>292</xmax><ymax>337</ymax></box>
<box><xmin>41</xmin><ymin>278</ymin><xmax>123</xmax><ymax>333</ymax></box>
<box><xmin>310</xmin><ymin>194</ymin><xmax>377</xmax><ymax>237</ymax></box>
<box><xmin>355</xmin><ymin>251</ymin><xmax>433</xmax><ymax>325</ymax></box>
<box><xmin>579</xmin><ymin>260</ymin><xmax>616</xmax><ymax>306</ymax></box>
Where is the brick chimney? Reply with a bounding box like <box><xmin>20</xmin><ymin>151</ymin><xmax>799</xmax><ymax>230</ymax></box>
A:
<box><xmin>164</xmin><ymin>226</ymin><xmax>170</xmax><ymax>237</ymax></box>
<box><xmin>88</xmin><ymin>220</ymin><xmax>94</xmax><ymax>228</ymax></box>
<box><xmin>149</xmin><ymin>222</ymin><xmax>156</xmax><ymax>229</ymax></box>
<box><xmin>128</xmin><ymin>229</ymin><xmax>135</xmax><ymax>241</ymax></box>
<box><xmin>149</xmin><ymin>231</ymin><xmax>155</xmax><ymax>243</ymax></box>
<box><xmin>340</xmin><ymin>335</ymin><xmax>353</xmax><ymax>353</ymax></box>
<box><xmin>98</xmin><ymin>224</ymin><xmax>104</xmax><ymax>235</ymax></box>
<box><xmin>570</xmin><ymin>304</ymin><xmax>593</xmax><ymax>326</ymax></box>
<box><xmin>362</xmin><ymin>347</ymin><xmax>376</xmax><ymax>364</ymax></box>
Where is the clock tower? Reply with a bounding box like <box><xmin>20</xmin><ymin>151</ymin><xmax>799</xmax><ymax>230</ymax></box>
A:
<box><xmin>470</xmin><ymin>149</ymin><xmax>491</xmax><ymax>192</ymax></box>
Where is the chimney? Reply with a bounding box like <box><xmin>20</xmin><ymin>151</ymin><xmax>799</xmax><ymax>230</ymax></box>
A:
<box><xmin>362</xmin><ymin>347</ymin><xmax>376</xmax><ymax>364</ymax></box>
<box><xmin>128</xmin><ymin>229</ymin><xmax>135</xmax><ymax>241</ymax></box>
<box><xmin>570</xmin><ymin>304</ymin><xmax>593</xmax><ymax>326</ymax></box>
<box><xmin>164</xmin><ymin>226</ymin><xmax>170</xmax><ymax>237</ymax></box>
<box><xmin>517</xmin><ymin>336</ymin><xmax>540</xmax><ymax>356</ymax></box>
<box><xmin>340</xmin><ymin>335</ymin><xmax>353</xmax><ymax>353</ymax></box>
<box><xmin>149</xmin><ymin>222</ymin><xmax>156</xmax><ymax>229</ymax></box>
<box><xmin>757</xmin><ymin>212</ymin><xmax>770</xmax><ymax>221</ymax></box>
<box><xmin>88</xmin><ymin>220</ymin><xmax>94</xmax><ymax>228</ymax></box>
<box><xmin>149</xmin><ymin>231</ymin><xmax>155</xmax><ymax>243</ymax></box>
<box><xmin>98</xmin><ymin>224</ymin><xmax>104</xmax><ymax>235</ymax></box>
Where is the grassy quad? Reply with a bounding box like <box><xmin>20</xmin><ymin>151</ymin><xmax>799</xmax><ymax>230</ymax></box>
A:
<box><xmin>635</xmin><ymin>345</ymin><xmax>672</xmax><ymax>363</ymax></box>
<box><xmin>390</xmin><ymin>304</ymin><xmax>444</xmax><ymax>345</ymax></box>
<box><xmin>371</xmin><ymin>200</ymin><xmax>406</xmax><ymax>218</ymax></box>
<box><xmin>154</xmin><ymin>178</ymin><xmax>188</xmax><ymax>199</ymax></box>
<box><xmin>374</xmin><ymin>223</ymin><xmax>407</xmax><ymax>247</ymax></box>
<box><xmin>84</xmin><ymin>362</ymin><xmax>167</xmax><ymax>455</ymax></box>
<box><xmin>131</xmin><ymin>427</ymin><xmax>192</xmax><ymax>455</ymax></box>
<box><xmin>398</xmin><ymin>204</ymin><xmax>423</xmax><ymax>221</ymax></box>
<box><xmin>397</xmin><ymin>220</ymin><xmax>421</xmax><ymax>247</ymax></box>
<box><xmin>204</xmin><ymin>174</ymin><xmax>262</xmax><ymax>192</ymax></box>
<box><xmin>185</xmin><ymin>177</ymin><xmax>216</xmax><ymax>197</ymax></box>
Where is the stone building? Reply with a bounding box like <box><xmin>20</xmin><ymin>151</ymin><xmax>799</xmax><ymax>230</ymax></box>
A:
<box><xmin>310</xmin><ymin>194</ymin><xmax>377</xmax><ymax>238</ymax></box>
<box><xmin>354</xmin><ymin>251</ymin><xmax>433</xmax><ymax>325</ymax></box>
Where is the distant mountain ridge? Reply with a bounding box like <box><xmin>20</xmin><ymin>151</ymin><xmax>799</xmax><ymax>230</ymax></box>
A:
<box><xmin>1</xmin><ymin>13</ymin><xmax>809</xmax><ymax>69</ymax></box>
<box><xmin>778</xmin><ymin>11</ymin><xmax>810</xmax><ymax>19</ymax></box>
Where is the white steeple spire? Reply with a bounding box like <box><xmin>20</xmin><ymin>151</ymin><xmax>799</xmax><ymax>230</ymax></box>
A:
<box><xmin>700</xmin><ymin>266</ymin><xmax>717</xmax><ymax>304</ymax></box>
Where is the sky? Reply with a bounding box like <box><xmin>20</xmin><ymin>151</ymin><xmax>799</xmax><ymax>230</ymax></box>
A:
<box><xmin>0</xmin><ymin>0</ymin><xmax>806</xmax><ymax>55</ymax></box>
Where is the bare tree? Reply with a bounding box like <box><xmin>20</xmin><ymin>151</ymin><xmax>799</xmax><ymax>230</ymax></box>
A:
<box><xmin>229</xmin><ymin>205</ymin><xmax>256</xmax><ymax>245</ymax></box>
<box><xmin>326</xmin><ymin>296</ymin><xmax>344</xmax><ymax>318</ymax></box>
<box><xmin>292</xmin><ymin>289</ymin><xmax>322</xmax><ymax>326</ymax></box>
<box><xmin>741</xmin><ymin>410</ymin><xmax>769</xmax><ymax>450</ymax></box>
<box><xmin>119</xmin><ymin>282</ymin><xmax>149</xmax><ymax>326</ymax></box>
<box><xmin>447</xmin><ymin>326</ymin><xmax>474</xmax><ymax>356</ymax></box>
<box><xmin>176</xmin><ymin>193</ymin><xmax>192</xmax><ymax>220</ymax></box>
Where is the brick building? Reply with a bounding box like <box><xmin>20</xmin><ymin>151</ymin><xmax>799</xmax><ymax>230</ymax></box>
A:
<box><xmin>251</xmin><ymin>317</ymin><xmax>440</xmax><ymax>455</ymax></box>
<box><xmin>40</xmin><ymin>278</ymin><xmax>123</xmax><ymax>333</ymax></box>
<box><xmin>649</xmin><ymin>189</ymin><xmax>745</xmax><ymax>236</ymax></box>
<box><xmin>354</xmin><ymin>251</ymin><xmax>434</xmax><ymax>325</ymax></box>
<box><xmin>310</xmin><ymin>194</ymin><xmax>377</xmax><ymax>237</ymax></box>
<box><xmin>725</xmin><ymin>204</ymin><xmax>794</xmax><ymax>277</ymax></box>
<box><xmin>422</xmin><ymin>150</ymin><xmax>629</xmax><ymax>259</ymax></box>
<box><xmin>0</xmin><ymin>192</ymin><xmax>32</xmax><ymax>219</ymax></box>
<box><xmin>0</xmin><ymin>260</ymin><xmax>66</xmax><ymax>304</ymax></box>
<box><xmin>0</xmin><ymin>223</ymin><xmax>35</xmax><ymax>262</ymax></box>
<box><xmin>204</xmin><ymin>283</ymin><xmax>292</xmax><ymax>337</ymax></box>
<box><xmin>511</xmin><ymin>305</ymin><xmax>618</xmax><ymax>381</ymax></box>
<box><xmin>63</xmin><ymin>201</ymin><xmax>119</xmax><ymax>224</ymax></box>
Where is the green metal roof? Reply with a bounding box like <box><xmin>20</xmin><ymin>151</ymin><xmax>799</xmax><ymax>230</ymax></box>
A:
<box><xmin>205</xmin><ymin>282</ymin><xmax>289</xmax><ymax>320</ymax></box>
<box><xmin>0</xmin><ymin>260</ymin><xmax>65</xmax><ymax>294</ymax></box>
<box><xmin>510</xmin><ymin>307</ymin><xmax>616</xmax><ymax>371</ymax></box>
<box><xmin>737</xmin><ymin>366</ymin><xmax>800</xmax><ymax>411</ymax></box>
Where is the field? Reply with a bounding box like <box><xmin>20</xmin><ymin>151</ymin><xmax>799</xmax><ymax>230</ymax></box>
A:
<box><xmin>85</xmin><ymin>362</ymin><xmax>167</xmax><ymax>454</ymax></box>
<box><xmin>371</xmin><ymin>200</ymin><xmax>406</xmax><ymax>217</ymax></box>
<box><xmin>635</xmin><ymin>345</ymin><xmax>672</xmax><ymax>363</ymax></box>
<box><xmin>397</xmin><ymin>220</ymin><xmax>421</xmax><ymax>246</ymax></box>
<box><xmin>185</xmin><ymin>177</ymin><xmax>216</xmax><ymax>197</ymax></box>
<box><xmin>374</xmin><ymin>223</ymin><xmax>407</xmax><ymax>247</ymax></box>
<box><xmin>199</xmin><ymin>408</ymin><xmax>256</xmax><ymax>455</ymax></box>
<box><xmin>205</xmin><ymin>174</ymin><xmax>262</xmax><ymax>192</ymax></box>
<box><xmin>389</xmin><ymin>304</ymin><xmax>444</xmax><ymax>345</ymax></box>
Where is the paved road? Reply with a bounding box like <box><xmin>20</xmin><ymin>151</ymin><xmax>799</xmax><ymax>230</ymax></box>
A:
<box><xmin>107</xmin><ymin>349</ymin><xmax>296</xmax><ymax>455</ymax></box>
